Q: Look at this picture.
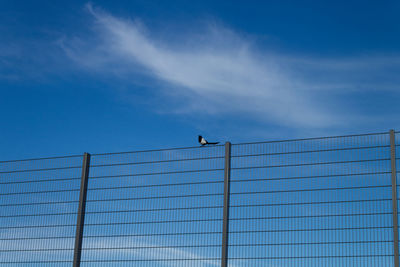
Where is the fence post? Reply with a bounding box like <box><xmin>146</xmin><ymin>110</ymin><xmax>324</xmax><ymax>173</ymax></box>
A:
<box><xmin>73</xmin><ymin>152</ymin><xmax>91</xmax><ymax>267</ymax></box>
<box><xmin>221</xmin><ymin>142</ymin><xmax>231</xmax><ymax>267</ymax></box>
<box><xmin>390</xmin><ymin>130</ymin><xmax>399</xmax><ymax>267</ymax></box>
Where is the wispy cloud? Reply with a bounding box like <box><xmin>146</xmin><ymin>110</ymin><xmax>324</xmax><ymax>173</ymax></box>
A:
<box><xmin>60</xmin><ymin>4</ymin><xmax>400</xmax><ymax>129</ymax></box>
<box><xmin>0</xmin><ymin>227</ymin><xmax>232</xmax><ymax>267</ymax></box>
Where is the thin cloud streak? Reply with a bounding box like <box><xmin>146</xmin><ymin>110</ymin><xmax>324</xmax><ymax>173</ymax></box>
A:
<box><xmin>61</xmin><ymin>4</ymin><xmax>400</xmax><ymax>129</ymax></box>
<box><xmin>0</xmin><ymin>227</ymin><xmax>232</xmax><ymax>267</ymax></box>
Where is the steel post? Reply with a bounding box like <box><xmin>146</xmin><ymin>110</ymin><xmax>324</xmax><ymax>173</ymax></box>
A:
<box><xmin>73</xmin><ymin>152</ymin><xmax>91</xmax><ymax>267</ymax></box>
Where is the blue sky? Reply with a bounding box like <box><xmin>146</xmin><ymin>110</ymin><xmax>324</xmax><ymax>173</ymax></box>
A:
<box><xmin>1</xmin><ymin>0</ymin><xmax>400</xmax><ymax>160</ymax></box>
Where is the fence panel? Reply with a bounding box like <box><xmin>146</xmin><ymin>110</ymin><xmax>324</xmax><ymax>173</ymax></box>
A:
<box><xmin>79</xmin><ymin>145</ymin><xmax>225</xmax><ymax>266</ymax></box>
<box><xmin>228</xmin><ymin>133</ymin><xmax>394</xmax><ymax>266</ymax></box>
<box><xmin>0</xmin><ymin>155</ymin><xmax>83</xmax><ymax>266</ymax></box>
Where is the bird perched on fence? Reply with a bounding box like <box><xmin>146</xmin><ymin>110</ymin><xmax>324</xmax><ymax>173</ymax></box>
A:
<box><xmin>198</xmin><ymin>135</ymin><xmax>219</xmax><ymax>146</ymax></box>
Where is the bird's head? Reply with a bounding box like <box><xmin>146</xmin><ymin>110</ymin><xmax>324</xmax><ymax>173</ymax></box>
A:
<box><xmin>198</xmin><ymin>135</ymin><xmax>202</xmax><ymax>142</ymax></box>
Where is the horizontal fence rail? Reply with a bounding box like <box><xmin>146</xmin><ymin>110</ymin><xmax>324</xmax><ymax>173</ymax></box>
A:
<box><xmin>0</xmin><ymin>130</ymin><xmax>399</xmax><ymax>266</ymax></box>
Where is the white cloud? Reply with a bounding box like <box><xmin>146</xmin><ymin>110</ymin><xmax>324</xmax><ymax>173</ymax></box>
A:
<box><xmin>60</xmin><ymin>4</ymin><xmax>400</xmax><ymax>129</ymax></box>
<box><xmin>0</xmin><ymin>227</ymin><xmax>234</xmax><ymax>267</ymax></box>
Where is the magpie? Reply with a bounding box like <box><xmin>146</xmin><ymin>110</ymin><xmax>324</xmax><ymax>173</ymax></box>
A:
<box><xmin>198</xmin><ymin>135</ymin><xmax>219</xmax><ymax>146</ymax></box>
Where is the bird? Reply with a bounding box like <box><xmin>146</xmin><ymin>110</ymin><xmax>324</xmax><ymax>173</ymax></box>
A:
<box><xmin>198</xmin><ymin>135</ymin><xmax>219</xmax><ymax>146</ymax></box>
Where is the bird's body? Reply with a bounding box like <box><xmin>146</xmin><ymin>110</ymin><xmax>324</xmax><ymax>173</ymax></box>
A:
<box><xmin>198</xmin><ymin>135</ymin><xmax>219</xmax><ymax>146</ymax></box>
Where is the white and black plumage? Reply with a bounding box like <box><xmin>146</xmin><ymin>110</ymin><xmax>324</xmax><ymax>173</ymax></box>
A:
<box><xmin>198</xmin><ymin>135</ymin><xmax>219</xmax><ymax>146</ymax></box>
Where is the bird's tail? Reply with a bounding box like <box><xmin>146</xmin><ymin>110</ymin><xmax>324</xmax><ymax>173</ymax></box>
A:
<box><xmin>207</xmin><ymin>142</ymin><xmax>220</xmax><ymax>145</ymax></box>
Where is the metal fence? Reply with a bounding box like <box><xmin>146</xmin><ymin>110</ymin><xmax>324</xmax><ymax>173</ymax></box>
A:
<box><xmin>0</xmin><ymin>130</ymin><xmax>399</xmax><ymax>266</ymax></box>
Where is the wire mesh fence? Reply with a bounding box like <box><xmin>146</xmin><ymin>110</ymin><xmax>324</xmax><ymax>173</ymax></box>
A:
<box><xmin>229</xmin><ymin>132</ymin><xmax>394</xmax><ymax>266</ymax></box>
<box><xmin>0</xmin><ymin>155</ymin><xmax>83</xmax><ymax>266</ymax></box>
<box><xmin>81</xmin><ymin>146</ymin><xmax>225</xmax><ymax>266</ymax></box>
<box><xmin>0</xmin><ymin>131</ymin><xmax>399</xmax><ymax>266</ymax></box>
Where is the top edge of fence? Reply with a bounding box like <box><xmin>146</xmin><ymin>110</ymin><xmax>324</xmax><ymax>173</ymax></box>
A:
<box><xmin>91</xmin><ymin>144</ymin><xmax>226</xmax><ymax>157</ymax></box>
<box><xmin>1</xmin><ymin>131</ymin><xmax>394</xmax><ymax>162</ymax></box>
<box><xmin>90</xmin><ymin>131</ymin><xmax>391</xmax><ymax>156</ymax></box>
<box><xmin>232</xmin><ymin>131</ymin><xmax>391</xmax><ymax>146</ymax></box>
<box><xmin>0</xmin><ymin>154</ymin><xmax>83</xmax><ymax>164</ymax></box>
